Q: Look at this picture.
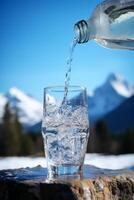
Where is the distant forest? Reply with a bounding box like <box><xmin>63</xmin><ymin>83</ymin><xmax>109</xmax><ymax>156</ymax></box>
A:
<box><xmin>0</xmin><ymin>103</ymin><xmax>134</xmax><ymax>156</ymax></box>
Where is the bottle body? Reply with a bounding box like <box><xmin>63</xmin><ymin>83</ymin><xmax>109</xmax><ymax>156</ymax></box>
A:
<box><xmin>75</xmin><ymin>0</ymin><xmax>134</xmax><ymax>50</ymax></box>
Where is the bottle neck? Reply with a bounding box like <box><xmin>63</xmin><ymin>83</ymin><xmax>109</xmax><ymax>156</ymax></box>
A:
<box><xmin>74</xmin><ymin>20</ymin><xmax>90</xmax><ymax>43</ymax></box>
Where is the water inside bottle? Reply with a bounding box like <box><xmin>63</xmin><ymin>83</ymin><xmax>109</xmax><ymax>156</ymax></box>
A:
<box><xmin>95</xmin><ymin>3</ymin><xmax>134</xmax><ymax>50</ymax></box>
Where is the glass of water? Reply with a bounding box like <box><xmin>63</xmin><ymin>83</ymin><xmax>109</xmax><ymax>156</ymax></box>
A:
<box><xmin>42</xmin><ymin>86</ymin><xmax>89</xmax><ymax>179</ymax></box>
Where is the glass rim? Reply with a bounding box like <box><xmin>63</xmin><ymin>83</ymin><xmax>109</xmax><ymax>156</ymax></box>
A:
<box><xmin>44</xmin><ymin>85</ymin><xmax>86</xmax><ymax>92</ymax></box>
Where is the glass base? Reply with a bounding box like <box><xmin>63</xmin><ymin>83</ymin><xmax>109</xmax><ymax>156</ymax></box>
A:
<box><xmin>47</xmin><ymin>164</ymin><xmax>83</xmax><ymax>181</ymax></box>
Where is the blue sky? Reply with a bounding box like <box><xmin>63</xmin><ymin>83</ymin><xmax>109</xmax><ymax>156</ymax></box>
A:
<box><xmin>0</xmin><ymin>0</ymin><xmax>134</xmax><ymax>100</ymax></box>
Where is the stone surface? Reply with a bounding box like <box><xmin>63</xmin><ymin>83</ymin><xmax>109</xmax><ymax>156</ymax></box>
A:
<box><xmin>0</xmin><ymin>165</ymin><xmax>134</xmax><ymax>200</ymax></box>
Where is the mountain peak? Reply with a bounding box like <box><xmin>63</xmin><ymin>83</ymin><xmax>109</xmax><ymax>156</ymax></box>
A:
<box><xmin>9</xmin><ymin>87</ymin><xmax>25</xmax><ymax>98</ymax></box>
<box><xmin>8</xmin><ymin>87</ymin><xmax>34</xmax><ymax>105</ymax></box>
<box><xmin>107</xmin><ymin>73</ymin><xmax>124</xmax><ymax>82</ymax></box>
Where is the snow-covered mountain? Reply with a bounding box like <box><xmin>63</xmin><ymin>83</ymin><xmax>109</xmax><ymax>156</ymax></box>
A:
<box><xmin>89</xmin><ymin>73</ymin><xmax>134</xmax><ymax>121</ymax></box>
<box><xmin>0</xmin><ymin>87</ymin><xmax>55</xmax><ymax>128</ymax></box>
<box><xmin>0</xmin><ymin>88</ymin><xmax>42</xmax><ymax>127</ymax></box>
<box><xmin>6</xmin><ymin>88</ymin><xmax>43</xmax><ymax>126</ymax></box>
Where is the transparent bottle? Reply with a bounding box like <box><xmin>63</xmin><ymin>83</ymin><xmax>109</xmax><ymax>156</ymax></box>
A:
<box><xmin>74</xmin><ymin>0</ymin><xmax>134</xmax><ymax>50</ymax></box>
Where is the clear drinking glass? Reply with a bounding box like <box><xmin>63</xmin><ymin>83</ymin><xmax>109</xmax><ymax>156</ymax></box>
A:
<box><xmin>42</xmin><ymin>86</ymin><xmax>89</xmax><ymax>179</ymax></box>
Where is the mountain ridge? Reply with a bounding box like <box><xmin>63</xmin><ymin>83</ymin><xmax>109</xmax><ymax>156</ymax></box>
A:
<box><xmin>0</xmin><ymin>73</ymin><xmax>134</xmax><ymax>132</ymax></box>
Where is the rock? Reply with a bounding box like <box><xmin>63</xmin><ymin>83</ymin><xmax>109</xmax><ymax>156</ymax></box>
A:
<box><xmin>0</xmin><ymin>165</ymin><xmax>134</xmax><ymax>200</ymax></box>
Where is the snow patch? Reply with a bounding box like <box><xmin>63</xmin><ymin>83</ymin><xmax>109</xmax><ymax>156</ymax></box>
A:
<box><xmin>111</xmin><ymin>80</ymin><xmax>134</xmax><ymax>97</ymax></box>
<box><xmin>85</xmin><ymin>154</ymin><xmax>134</xmax><ymax>170</ymax></box>
<box><xmin>0</xmin><ymin>154</ymin><xmax>134</xmax><ymax>170</ymax></box>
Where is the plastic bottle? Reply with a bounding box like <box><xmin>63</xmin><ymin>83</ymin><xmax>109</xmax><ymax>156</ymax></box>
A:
<box><xmin>74</xmin><ymin>0</ymin><xmax>134</xmax><ymax>50</ymax></box>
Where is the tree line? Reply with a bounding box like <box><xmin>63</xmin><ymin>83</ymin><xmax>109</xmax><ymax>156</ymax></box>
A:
<box><xmin>0</xmin><ymin>103</ymin><xmax>43</xmax><ymax>156</ymax></box>
<box><xmin>87</xmin><ymin>120</ymin><xmax>134</xmax><ymax>154</ymax></box>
